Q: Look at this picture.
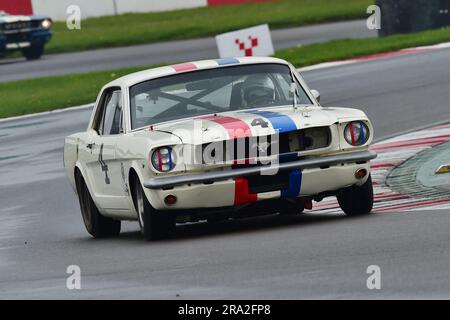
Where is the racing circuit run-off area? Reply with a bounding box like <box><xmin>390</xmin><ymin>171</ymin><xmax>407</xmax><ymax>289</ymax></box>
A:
<box><xmin>1</xmin><ymin>0</ymin><xmax>450</xmax><ymax>308</ymax></box>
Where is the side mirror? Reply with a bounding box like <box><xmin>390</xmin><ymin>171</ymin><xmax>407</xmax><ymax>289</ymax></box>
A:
<box><xmin>310</xmin><ymin>89</ymin><xmax>320</xmax><ymax>103</ymax></box>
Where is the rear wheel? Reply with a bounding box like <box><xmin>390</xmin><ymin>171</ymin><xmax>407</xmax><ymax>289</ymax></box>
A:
<box><xmin>75</xmin><ymin>173</ymin><xmax>121</xmax><ymax>238</ymax></box>
<box><xmin>133</xmin><ymin>178</ymin><xmax>175</xmax><ymax>241</ymax></box>
<box><xmin>22</xmin><ymin>44</ymin><xmax>44</xmax><ymax>60</ymax></box>
<box><xmin>337</xmin><ymin>174</ymin><xmax>374</xmax><ymax>216</ymax></box>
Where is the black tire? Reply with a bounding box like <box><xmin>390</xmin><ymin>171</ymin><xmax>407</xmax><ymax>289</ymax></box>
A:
<box><xmin>337</xmin><ymin>174</ymin><xmax>374</xmax><ymax>216</ymax></box>
<box><xmin>207</xmin><ymin>215</ymin><xmax>229</xmax><ymax>224</ymax></box>
<box><xmin>22</xmin><ymin>44</ymin><xmax>44</xmax><ymax>60</ymax></box>
<box><xmin>133</xmin><ymin>178</ymin><xmax>175</xmax><ymax>241</ymax></box>
<box><xmin>75</xmin><ymin>173</ymin><xmax>121</xmax><ymax>238</ymax></box>
<box><xmin>279</xmin><ymin>198</ymin><xmax>305</xmax><ymax>215</ymax></box>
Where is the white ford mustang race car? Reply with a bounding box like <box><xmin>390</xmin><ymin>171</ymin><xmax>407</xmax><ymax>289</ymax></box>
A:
<box><xmin>64</xmin><ymin>57</ymin><xmax>377</xmax><ymax>240</ymax></box>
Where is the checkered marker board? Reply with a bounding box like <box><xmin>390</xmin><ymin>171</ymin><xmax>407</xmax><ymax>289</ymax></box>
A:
<box><xmin>216</xmin><ymin>24</ymin><xmax>275</xmax><ymax>58</ymax></box>
<box><xmin>313</xmin><ymin>123</ymin><xmax>450</xmax><ymax>214</ymax></box>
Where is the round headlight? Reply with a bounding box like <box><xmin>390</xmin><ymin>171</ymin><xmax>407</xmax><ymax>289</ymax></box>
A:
<box><xmin>151</xmin><ymin>147</ymin><xmax>176</xmax><ymax>172</ymax></box>
<box><xmin>344</xmin><ymin>121</ymin><xmax>369</xmax><ymax>146</ymax></box>
<box><xmin>41</xmin><ymin>19</ymin><xmax>52</xmax><ymax>29</ymax></box>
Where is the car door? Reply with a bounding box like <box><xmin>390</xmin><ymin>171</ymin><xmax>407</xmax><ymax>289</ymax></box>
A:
<box><xmin>81</xmin><ymin>88</ymin><xmax>128</xmax><ymax>210</ymax></box>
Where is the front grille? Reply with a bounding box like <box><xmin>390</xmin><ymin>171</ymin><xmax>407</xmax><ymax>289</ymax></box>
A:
<box><xmin>5</xmin><ymin>32</ymin><xmax>29</xmax><ymax>43</ymax></box>
<box><xmin>1</xmin><ymin>20</ymin><xmax>40</xmax><ymax>34</ymax></box>
<box><xmin>202</xmin><ymin>126</ymin><xmax>331</xmax><ymax>164</ymax></box>
<box><xmin>3</xmin><ymin>21</ymin><xmax>32</xmax><ymax>32</ymax></box>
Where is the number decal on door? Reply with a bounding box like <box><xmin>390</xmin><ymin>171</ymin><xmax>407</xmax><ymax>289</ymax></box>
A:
<box><xmin>98</xmin><ymin>144</ymin><xmax>110</xmax><ymax>185</ymax></box>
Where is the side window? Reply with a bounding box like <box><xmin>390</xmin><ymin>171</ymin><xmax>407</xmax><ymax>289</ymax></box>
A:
<box><xmin>94</xmin><ymin>89</ymin><xmax>123</xmax><ymax>135</ymax></box>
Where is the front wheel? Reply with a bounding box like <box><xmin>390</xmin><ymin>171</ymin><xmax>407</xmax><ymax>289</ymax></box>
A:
<box><xmin>76</xmin><ymin>173</ymin><xmax>121</xmax><ymax>238</ymax></box>
<box><xmin>133</xmin><ymin>178</ymin><xmax>175</xmax><ymax>241</ymax></box>
<box><xmin>22</xmin><ymin>44</ymin><xmax>44</xmax><ymax>60</ymax></box>
<box><xmin>337</xmin><ymin>174</ymin><xmax>374</xmax><ymax>216</ymax></box>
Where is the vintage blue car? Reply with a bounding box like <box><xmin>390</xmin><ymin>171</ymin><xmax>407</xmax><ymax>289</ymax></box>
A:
<box><xmin>0</xmin><ymin>11</ymin><xmax>52</xmax><ymax>60</ymax></box>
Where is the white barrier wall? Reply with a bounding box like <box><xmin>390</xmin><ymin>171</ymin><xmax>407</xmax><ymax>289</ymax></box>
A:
<box><xmin>115</xmin><ymin>0</ymin><xmax>208</xmax><ymax>15</ymax></box>
<box><xmin>31</xmin><ymin>0</ymin><xmax>208</xmax><ymax>21</ymax></box>
<box><xmin>32</xmin><ymin>0</ymin><xmax>115</xmax><ymax>20</ymax></box>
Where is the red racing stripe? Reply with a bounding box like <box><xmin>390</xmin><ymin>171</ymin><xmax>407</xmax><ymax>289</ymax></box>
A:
<box><xmin>171</xmin><ymin>63</ymin><xmax>197</xmax><ymax>72</ymax></box>
<box><xmin>198</xmin><ymin>115</ymin><xmax>254</xmax><ymax>164</ymax></box>
<box><xmin>234</xmin><ymin>177</ymin><xmax>257</xmax><ymax>205</ymax></box>
<box><xmin>198</xmin><ymin>115</ymin><xmax>256</xmax><ymax>201</ymax></box>
<box><xmin>157</xmin><ymin>149</ymin><xmax>163</xmax><ymax>171</ymax></box>
<box><xmin>348</xmin><ymin>122</ymin><xmax>356</xmax><ymax>145</ymax></box>
<box><xmin>198</xmin><ymin>115</ymin><xmax>252</xmax><ymax>139</ymax></box>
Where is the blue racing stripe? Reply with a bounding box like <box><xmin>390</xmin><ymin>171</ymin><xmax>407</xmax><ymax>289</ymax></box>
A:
<box><xmin>249</xmin><ymin>110</ymin><xmax>297</xmax><ymax>133</ymax></box>
<box><xmin>168</xmin><ymin>148</ymin><xmax>173</xmax><ymax>170</ymax></box>
<box><xmin>216</xmin><ymin>58</ymin><xmax>240</xmax><ymax>66</ymax></box>
<box><xmin>359</xmin><ymin>121</ymin><xmax>365</xmax><ymax>144</ymax></box>
<box><xmin>281</xmin><ymin>170</ymin><xmax>302</xmax><ymax>198</ymax></box>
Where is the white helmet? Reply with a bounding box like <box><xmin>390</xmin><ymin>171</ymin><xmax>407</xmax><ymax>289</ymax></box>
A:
<box><xmin>241</xmin><ymin>74</ymin><xmax>275</xmax><ymax>107</ymax></box>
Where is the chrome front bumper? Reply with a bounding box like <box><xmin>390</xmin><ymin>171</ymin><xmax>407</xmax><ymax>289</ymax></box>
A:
<box><xmin>144</xmin><ymin>150</ymin><xmax>377</xmax><ymax>190</ymax></box>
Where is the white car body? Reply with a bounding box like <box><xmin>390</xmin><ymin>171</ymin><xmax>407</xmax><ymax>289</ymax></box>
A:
<box><xmin>64</xmin><ymin>57</ymin><xmax>377</xmax><ymax>239</ymax></box>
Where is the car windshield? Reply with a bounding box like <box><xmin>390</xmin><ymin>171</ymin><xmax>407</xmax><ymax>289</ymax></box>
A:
<box><xmin>129</xmin><ymin>63</ymin><xmax>312</xmax><ymax>129</ymax></box>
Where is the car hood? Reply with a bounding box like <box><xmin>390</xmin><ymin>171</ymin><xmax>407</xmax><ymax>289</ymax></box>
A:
<box><xmin>0</xmin><ymin>15</ymin><xmax>31</xmax><ymax>23</ymax></box>
<box><xmin>0</xmin><ymin>15</ymin><xmax>48</xmax><ymax>23</ymax></box>
<box><xmin>133</xmin><ymin>105</ymin><xmax>368</xmax><ymax>145</ymax></box>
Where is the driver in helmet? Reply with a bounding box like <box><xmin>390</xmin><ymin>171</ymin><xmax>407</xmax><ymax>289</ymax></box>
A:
<box><xmin>241</xmin><ymin>74</ymin><xmax>276</xmax><ymax>108</ymax></box>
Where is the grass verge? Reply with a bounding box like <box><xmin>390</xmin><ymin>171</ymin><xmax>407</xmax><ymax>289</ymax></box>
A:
<box><xmin>45</xmin><ymin>0</ymin><xmax>371</xmax><ymax>54</ymax></box>
<box><xmin>0</xmin><ymin>66</ymin><xmax>144</xmax><ymax>118</ymax></box>
<box><xmin>276</xmin><ymin>27</ymin><xmax>450</xmax><ymax>67</ymax></box>
<box><xmin>2</xmin><ymin>27</ymin><xmax>450</xmax><ymax>119</ymax></box>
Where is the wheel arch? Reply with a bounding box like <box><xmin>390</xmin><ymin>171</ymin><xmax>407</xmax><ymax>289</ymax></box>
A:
<box><xmin>73</xmin><ymin>163</ymin><xmax>94</xmax><ymax>198</ymax></box>
<box><xmin>128</xmin><ymin>167</ymin><xmax>139</xmax><ymax>211</ymax></box>
<box><xmin>128</xmin><ymin>162</ymin><xmax>164</xmax><ymax>210</ymax></box>
<box><xmin>74</xmin><ymin>166</ymin><xmax>82</xmax><ymax>191</ymax></box>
